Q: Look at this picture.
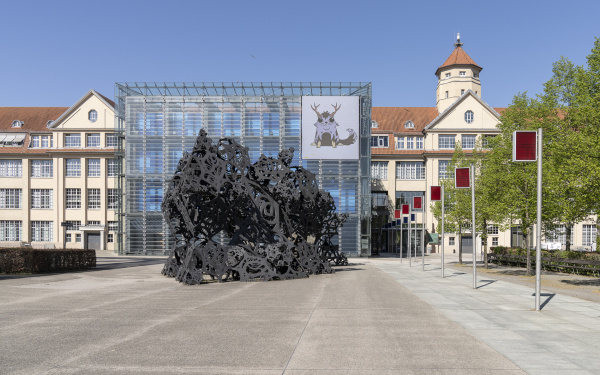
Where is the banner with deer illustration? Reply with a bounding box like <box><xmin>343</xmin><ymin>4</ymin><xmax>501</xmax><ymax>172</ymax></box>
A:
<box><xmin>301</xmin><ymin>96</ymin><xmax>359</xmax><ymax>160</ymax></box>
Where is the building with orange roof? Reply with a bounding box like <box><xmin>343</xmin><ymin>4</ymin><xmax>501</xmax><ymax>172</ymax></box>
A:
<box><xmin>0</xmin><ymin>90</ymin><xmax>118</xmax><ymax>250</ymax></box>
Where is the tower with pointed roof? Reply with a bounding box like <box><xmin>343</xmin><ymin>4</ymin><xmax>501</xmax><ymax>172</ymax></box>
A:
<box><xmin>435</xmin><ymin>33</ymin><xmax>483</xmax><ymax>113</ymax></box>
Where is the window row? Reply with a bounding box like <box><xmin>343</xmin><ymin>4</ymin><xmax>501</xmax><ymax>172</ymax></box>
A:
<box><xmin>370</xmin><ymin>161</ymin><xmax>426</xmax><ymax>180</ymax></box>
<box><xmin>0</xmin><ymin>159</ymin><xmax>119</xmax><ymax>178</ymax></box>
<box><xmin>395</xmin><ymin>136</ymin><xmax>423</xmax><ymax>150</ymax></box>
<box><xmin>0</xmin><ymin>188</ymin><xmax>117</xmax><ymax>209</ymax></box>
<box><xmin>64</xmin><ymin>133</ymin><xmax>117</xmax><ymax>148</ymax></box>
<box><xmin>0</xmin><ymin>220</ymin><xmax>119</xmax><ymax>242</ymax></box>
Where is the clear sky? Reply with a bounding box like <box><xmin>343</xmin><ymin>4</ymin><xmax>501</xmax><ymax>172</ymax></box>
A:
<box><xmin>1</xmin><ymin>0</ymin><xmax>599</xmax><ymax>108</ymax></box>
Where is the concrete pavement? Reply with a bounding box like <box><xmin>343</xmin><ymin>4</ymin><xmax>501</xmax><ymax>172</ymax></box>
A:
<box><xmin>0</xmin><ymin>250</ymin><xmax>598</xmax><ymax>374</ymax></box>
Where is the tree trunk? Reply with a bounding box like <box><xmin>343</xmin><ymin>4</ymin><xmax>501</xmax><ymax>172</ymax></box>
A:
<box><xmin>566</xmin><ymin>223</ymin><xmax>572</xmax><ymax>251</ymax></box>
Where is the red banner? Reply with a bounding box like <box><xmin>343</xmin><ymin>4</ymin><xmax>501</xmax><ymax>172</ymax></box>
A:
<box><xmin>455</xmin><ymin>167</ymin><xmax>470</xmax><ymax>188</ymax></box>
<box><xmin>431</xmin><ymin>186</ymin><xmax>441</xmax><ymax>201</ymax></box>
<box><xmin>413</xmin><ymin>196</ymin><xmax>422</xmax><ymax>209</ymax></box>
<box><xmin>402</xmin><ymin>204</ymin><xmax>409</xmax><ymax>215</ymax></box>
<box><xmin>513</xmin><ymin>131</ymin><xmax>537</xmax><ymax>162</ymax></box>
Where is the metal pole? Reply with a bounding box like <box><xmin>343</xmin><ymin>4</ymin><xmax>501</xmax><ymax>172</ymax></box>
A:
<box><xmin>472</xmin><ymin>165</ymin><xmax>477</xmax><ymax>289</ymax></box>
<box><xmin>535</xmin><ymin>128</ymin><xmax>543</xmax><ymax>311</ymax></box>
<box><xmin>400</xmin><ymin>220</ymin><xmax>403</xmax><ymax>262</ymax></box>
<box><xmin>441</xmin><ymin>185</ymin><xmax>445</xmax><ymax>278</ymax></box>
<box><xmin>422</xmin><ymin>193</ymin><xmax>426</xmax><ymax>271</ymax></box>
<box><xmin>408</xmin><ymin>212</ymin><xmax>412</xmax><ymax>267</ymax></box>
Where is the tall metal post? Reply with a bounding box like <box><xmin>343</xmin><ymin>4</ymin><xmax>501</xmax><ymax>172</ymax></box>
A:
<box><xmin>472</xmin><ymin>165</ymin><xmax>477</xmax><ymax>289</ymax></box>
<box><xmin>441</xmin><ymin>185</ymin><xmax>445</xmax><ymax>278</ymax></box>
<box><xmin>400</xmin><ymin>221</ymin><xmax>403</xmax><ymax>262</ymax></box>
<box><xmin>408</xmin><ymin>212</ymin><xmax>412</xmax><ymax>267</ymax></box>
<box><xmin>535</xmin><ymin>128</ymin><xmax>543</xmax><ymax>310</ymax></box>
<box><xmin>422</xmin><ymin>193</ymin><xmax>426</xmax><ymax>271</ymax></box>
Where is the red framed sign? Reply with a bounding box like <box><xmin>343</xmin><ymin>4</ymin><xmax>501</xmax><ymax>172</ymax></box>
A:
<box><xmin>455</xmin><ymin>167</ymin><xmax>470</xmax><ymax>188</ymax></box>
<box><xmin>431</xmin><ymin>186</ymin><xmax>441</xmax><ymax>201</ymax></box>
<box><xmin>413</xmin><ymin>196</ymin><xmax>422</xmax><ymax>209</ymax></box>
<box><xmin>513</xmin><ymin>131</ymin><xmax>537</xmax><ymax>162</ymax></box>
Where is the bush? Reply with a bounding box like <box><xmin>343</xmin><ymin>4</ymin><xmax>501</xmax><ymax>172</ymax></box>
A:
<box><xmin>0</xmin><ymin>248</ymin><xmax>96</xmax><ymax>274</ymax></box>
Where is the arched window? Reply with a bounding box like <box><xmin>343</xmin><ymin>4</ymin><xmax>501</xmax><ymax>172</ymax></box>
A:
<box><xmin>464</xmin><ymin>110</ymin><xmax>474</xmax><ymax>124</ymax></box>
<box><xmin>88</xmin><ymin>110</ymin><xmax>98</xmax><ymax>123</ymax></box>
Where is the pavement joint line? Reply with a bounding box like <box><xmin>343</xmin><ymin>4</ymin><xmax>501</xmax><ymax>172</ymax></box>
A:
<box><xmin>281</xmin><ymin>274</ymin><xmax>330</xmax><ymax>375</ymax></box>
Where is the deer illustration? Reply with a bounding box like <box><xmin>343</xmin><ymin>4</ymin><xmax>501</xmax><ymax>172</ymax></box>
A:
<box><xmin>309</xmin><ymin>103</ymin><xmax>357</xmax><ymax>148</ymax></box>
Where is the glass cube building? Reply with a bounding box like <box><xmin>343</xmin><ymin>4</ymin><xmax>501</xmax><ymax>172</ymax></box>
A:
<box><xmin>114</xmin><ymin>82</ymin><xmax>371</xmax><ymax>256</ymax></box>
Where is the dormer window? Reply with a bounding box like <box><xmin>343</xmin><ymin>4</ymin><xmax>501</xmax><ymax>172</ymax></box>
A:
<box><xmin>371</xmin><ymin>120</ymin><xmax>379</xmax><ymax>128</ymax></box>
<box><xmin>404</xmin><ymin>121</ymin><xmax>415</xmax><ymax>129</ymax></box>
<box><xmin>11</xmin><ymin>120</ymin><xmax>23</xmax><ymax>128</ymax></box>
<box><xmin>88</xmin><ymin>110</ymin><xmax>98</xmax><ymax>123</ymax></box>
<box><xmin>46</xmin><ymin>120</ymin><xmax>54</xmax><ymax>127</ymax></box>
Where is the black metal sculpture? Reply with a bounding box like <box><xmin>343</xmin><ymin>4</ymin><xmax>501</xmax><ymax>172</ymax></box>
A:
<box><xmin>162</xmin><ymin>129</ymin><xmax>348</xmax><ymax>284</ymax></box>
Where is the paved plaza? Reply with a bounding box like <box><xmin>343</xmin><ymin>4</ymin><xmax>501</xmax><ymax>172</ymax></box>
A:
<box><xmin>1</xmin><ymin>251</ymin><xmax>599</xmax><ymax>374</ymax></box>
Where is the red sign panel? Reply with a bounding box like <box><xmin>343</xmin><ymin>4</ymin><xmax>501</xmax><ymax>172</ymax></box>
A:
<box><xmin>413</xmin><ymin>196</ymin><xmax>422</xmax><ymax>209</ymax></box>
<box><xmin>431</xmin><ymin>186</ymin><xmax>441</xmax><ymax>201</ymax></box>
<box><xmin>513</xmin><ymin>131</ymin><xmax>537</xmax><ymax>162</ymax></box>
<box><xmin>455</xmin><ymin>167</ymin><xmax>470</xmax><ymax>188</ymax></box>
<box><xmin>394</xmin><ymin>209</ymin><xmax>400</xmax><ymax>219</ymax></box>
<box><xmin>402</xmin><ymin>204</ymin><xmax>409</xmax><ymax>215</ymax></box>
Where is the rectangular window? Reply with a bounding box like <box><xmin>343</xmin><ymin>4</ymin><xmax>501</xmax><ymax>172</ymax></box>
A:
<box><xmin>31</xmin><ymin>160</ymin><xmax>53</xmax><ymax>177</ymax></box>
<box><xmin>406</xmin><ymin>137</ymin><xmax>414</xmax><ymax>149</ymax></box>
<box><xmin>76</xmin><ymin>233</ymin><xmax>81</xmax><ymax>242</ymax></box>
<box><xmin>372</xmin><ymin>193</ymin><xmax>388</xmax><ymax>207</ymax></box>
<box><xmin>0</xmin><ymin>220</ymin><xmax>22</xmax><ymax>241</ymax></box>
<box><xmin>492</xmin><ymin>237</ymin><xmax>498</xmax><ymax>246</ymax></box>
<box><xmin>87</xmin><ymin>220</ymin><xmax>101</xmax><ymax>226</ymax></box>
<box><xmin>65</xmin><ymin>159</ymin><xmax>81</xmax><ymax>177</ymax></box>
<box><xmin>439</xmin><ymin>135</ymin><xmax>456</xmax><ymax>149</ymax></box>
<box><xmin>396</xmin><ymin>162</ymin><xmax>425</xmax><ymax>180</ymax></box>
<box><xmin>107</xmin><ymin>233</ymin><xmax>114</xmax><ymax>243</ymax></box>
<box><xmin>582</xmin><ymin>225</ymin><xmax>597</xmax><ymax>247</ymax></box>
<box><xmin>31</xmin><ymin>189</ymin><xmax>52</xmax><ymax>209</ymax></box>
<box><xmin>66</xmin><ymin>188</ymin><xmax>81</xmax><ymax>209</ymax></box>
<box><xmin>445</xmin><ymin>73</ymin><xmax>451</xmax><ymax>78</ymax></box>
<box><xmin>487</xmin><ymin>225</ymin><xmax>499</xmax><ymax>235</ymax></box>
<box><xmin>64</xmin><ymin>134</ymin><xmax>81</xmax><ymax>148</ymax></box>
<box><xmin>545</xmin><ymin>224</ymin><xmax>573</xmax><ymax>246</ymax></box>
<box><xmin>66</xmin><ymin>220</ymin><xmax>81</xmax><ymax>230</ymax></box>
<box><xmin>371</xmin><ymin>161</ymin><xmax>388</xmax><ymax>180</ymax></box>
<box><xmin>462</xmin><ymin>135</ymin><xmax>476</xmax><ymax>149</ymax></box>
<box><xmin>88</xmin><ymin>189</ymin><xmax>101</xmax><ymax>209</ymax></box>
<box><xmin>86</xmin><ymin>133</ymin><xmax>100</xmax><ymax>148</ymax></box>
<box><xmin>449</xmin><ymin>237</ymin><xmax>455</xmax><ymax>246</ymax></box>
<box><xmin>482</xmin><ymin>134</ymin><xmax>497</xmax><ymax>149</ymax></box>
<box><xmin>460</xmin><ymin>71</ymin><xmax>466</xmax><ymax>77</ymax></box>
<box><xmin>107</xmin><ymin>159</ymin><xmax>118</xmax><ymax>177</ymax></box>
<box><xmin>370</xmin><ymin>136</ymin><xmax>388</xmax><ymax>148</ymax></box>
<box><xmin>106</xmin><ymin>133</ymin><xmax>117</xmax><ymax>147</ymax></box>
<box><xmin>415</xmin><ymin>137</ymin><xmax>423</xmax><ymax>150</ymax></box>
<box><xmin>107</xmin><ymin>189</ymin><xmax>118</xmax><ymax>209</ymax></box>
<box><xmin>395</xmin><ymin>137</ymin><xmax>404</xmax><ymax>150</ymax></box>
<box><xmin>87</xmin><ymin>159</ymin><xmax>100</xmax><ymax>177</ymax></box>
<box><xmin>65</xmin><ymin>233</ymin><xmax>71</xmax><ymax>242</ymax></box>
<box><xmin>0</xmin><ymin>160</ymin><xmax>22</xmax><ymax>177</ymax></box>
<box><xmin>31</xmin><ymin>221</ymin><xmax>53</xmax><ymax>242</ymax></box>
<box><xmin>30</xmin><ymin>135</ymin><xmax>52</xmax><ymax>148</ymax></box>
<box><xmin>0</xmin><ymin>189</ymin><xmax>22</xmax><ymax>209</ymax></box>
<box><xmin>461</xmin><ymin>89</ymin><xmax>465</xmax><ymax>95</ymax></box>
<box><xmin>438</xmin><ymin>160</ymin><xmax>452</xmax><ymax>180</ymax></box>
<box><xmin>108</xmin><ymin>221</ymin><xmax>118</xmax><ymax>231</ymax></box>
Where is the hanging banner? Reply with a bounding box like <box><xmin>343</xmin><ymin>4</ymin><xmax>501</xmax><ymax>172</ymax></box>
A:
<box><xmin>301</xmin><ymin>96</ymin><xmax>359</xmax><ymax>160</ymax></box>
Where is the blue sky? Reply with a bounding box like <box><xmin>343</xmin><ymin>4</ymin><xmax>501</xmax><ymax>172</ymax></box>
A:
<box><xmin>1</xmin><ymin>0</ymin><xmax>599</xmax><ymax>108</ymax></box>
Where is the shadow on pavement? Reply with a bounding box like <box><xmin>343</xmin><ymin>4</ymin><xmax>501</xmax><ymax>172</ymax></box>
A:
<box><xmin>477</xmin><ymin>279</ymin><xmax>497</xmax><ymax>289</ymax></box>
<box><xmin>561</xmin><ymin>278</ymin><xmax>600</xmax><ymax>286</ymax></box>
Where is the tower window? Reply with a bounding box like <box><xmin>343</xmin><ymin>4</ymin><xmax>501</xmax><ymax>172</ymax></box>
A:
<box><xmin>464</xmin><ymin>110</ymin><xmax>474</xmax><ymax>124</ymax></box>
<box><xmin>445</xmin><ymin>73</ymin><xmax>451</xmax><ymax>78</ymax></box>
<box><xmin>461</xmin><ymin>89</ymin><xmax>465</xmax><ymax>95</ymax></box>
<box><xmin>460</xmin><ymin>71</ymin><xmax>466</xmax><ymax>77</ymax></box>
<box><xmin>445</xmin><ymin>91</ymin><xmax>449</xmax><ymax>99</ymax></box>
<box><xmin>88</xmin><ymin>110</ymin><xmax>98</xmax><ymax>123</ymax></box>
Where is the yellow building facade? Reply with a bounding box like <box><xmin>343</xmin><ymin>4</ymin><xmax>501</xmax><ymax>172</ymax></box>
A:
<box><xmin>0</xmin><ymin>90</ymin><xmax>118</xmax><ymax>250</ymax></box>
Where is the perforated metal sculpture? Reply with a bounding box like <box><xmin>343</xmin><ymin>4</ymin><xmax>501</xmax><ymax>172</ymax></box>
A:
<box><xmin>310</xmin><ymin>103</ymin><xmax>357</xmax><ymax>148</ymax></box>
<box><xmin>162</xmin><ymin>129</ymin><xmax>348</xmax><ymax>284</ymax></box>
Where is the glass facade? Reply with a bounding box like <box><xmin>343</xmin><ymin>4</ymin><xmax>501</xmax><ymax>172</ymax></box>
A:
<box><xmin>115</xmin><ymin>82</ymin><xmax>372</xmax><ymax>256</ymax></box>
